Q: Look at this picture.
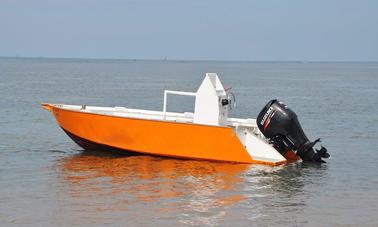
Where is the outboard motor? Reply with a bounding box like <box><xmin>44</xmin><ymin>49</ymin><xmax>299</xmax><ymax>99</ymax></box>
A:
<box><xmin>257</xmin><ymin>99</ymin><xmax>330</xmax><ymax>163</ymax></box>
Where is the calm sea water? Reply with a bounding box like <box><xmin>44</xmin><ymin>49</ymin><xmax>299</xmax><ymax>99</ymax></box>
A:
<box><xmin>1</xmin><ymin>58</ymin><xmax>377</xmax><ymax>226</ymax></box>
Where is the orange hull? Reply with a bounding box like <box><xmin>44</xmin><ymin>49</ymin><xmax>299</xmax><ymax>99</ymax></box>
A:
<box><xmin>43</xmin><ymin>104</ymin><xmax>286</xmax><ymax>165</ymax></box>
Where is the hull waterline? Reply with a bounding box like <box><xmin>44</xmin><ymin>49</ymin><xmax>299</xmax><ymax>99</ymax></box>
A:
<box><xmin>62</xmin><ymin>128</ymin><xmax>138</xmax><ymax>156</ymax></box>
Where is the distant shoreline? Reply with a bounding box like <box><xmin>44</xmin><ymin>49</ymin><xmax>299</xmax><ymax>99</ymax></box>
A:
<box><xmin>0</xmin><ymin>56</ymin><xmax>377</xmax><ymax>64</ymax></box>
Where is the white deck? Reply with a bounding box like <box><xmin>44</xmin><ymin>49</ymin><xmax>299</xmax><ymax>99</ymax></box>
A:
<box><xmin>54</xmin><ymin>104</ymin><xmax>258</xmax><ymax>128</ymax></box>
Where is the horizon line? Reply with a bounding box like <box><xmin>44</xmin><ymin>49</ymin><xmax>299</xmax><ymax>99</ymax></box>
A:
<box><xmin>1</xmin><ymin>56</ymin><xmax>377</xmax><ymax>63</ymax></box>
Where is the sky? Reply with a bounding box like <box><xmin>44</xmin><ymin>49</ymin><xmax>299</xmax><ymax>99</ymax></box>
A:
<box><xmin>1</xmin><ymin>0</ymin><xmax>378</xmax><ymax>61</ymax></box>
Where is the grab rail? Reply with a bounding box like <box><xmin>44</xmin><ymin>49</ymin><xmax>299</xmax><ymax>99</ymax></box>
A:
<box><xmin>163</xmin><ymin>90</ymin><xmax>196</xmax><ymax>120</ymax></box>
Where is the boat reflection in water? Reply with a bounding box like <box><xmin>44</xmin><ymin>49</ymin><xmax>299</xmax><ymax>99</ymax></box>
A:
<box><xmin>57</xmin><ymin>150</ymin><xmax>327</xmax><ymax>226</ymax></box>
<box><xmin>58</xmin><ymin>150</ymin><xmax>248</xmax><ymax>225</ymax></box>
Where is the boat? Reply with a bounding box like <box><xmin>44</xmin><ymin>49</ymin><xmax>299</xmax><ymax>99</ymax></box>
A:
<box><xmin>42</xmin><ymin>73</ymin><xmax>329</xmax><ymax>165</ymax></box>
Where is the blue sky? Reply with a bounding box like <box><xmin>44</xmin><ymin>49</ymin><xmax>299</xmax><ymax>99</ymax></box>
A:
<box><xmin>1</xmin><ymin>0</ymin><xmax>377</xmax><ymax>61</ymax></box>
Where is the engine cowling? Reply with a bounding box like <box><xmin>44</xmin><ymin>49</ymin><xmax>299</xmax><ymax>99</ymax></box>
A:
<box><xmin>257</xmin><ymin>99</ymin><xmax>330</xmax><ymax>163</ymax></box>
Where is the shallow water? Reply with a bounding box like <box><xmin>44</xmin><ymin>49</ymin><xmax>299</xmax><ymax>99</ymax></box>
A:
<box><xmin>0</xmin><ymin>58</ymin><xmax>377</xmax><ymax>226</ymax></box>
